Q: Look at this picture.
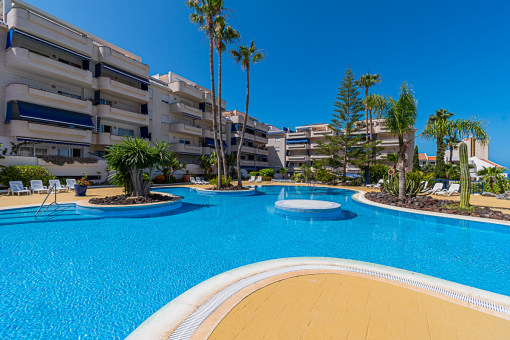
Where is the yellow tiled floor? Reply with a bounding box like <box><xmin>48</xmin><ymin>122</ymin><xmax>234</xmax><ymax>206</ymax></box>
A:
<box><xmin>208</xmin><ymin>274</ymin><xmax>510</xmax><ymax>340</ymax></box>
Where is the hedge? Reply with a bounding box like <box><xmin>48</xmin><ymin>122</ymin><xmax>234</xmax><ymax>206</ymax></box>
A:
<box><xmin>0</xmin><ymin>165</ymin><xmax>57</xmax><ymax>187</ymax></box>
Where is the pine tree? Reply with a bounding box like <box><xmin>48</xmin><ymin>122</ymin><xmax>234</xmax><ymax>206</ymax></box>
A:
<box><xmin>316</xmin><ymin>66</ymin><xmax>365</xmax><ymax>179</ymax></box>
<box><xmin>412</xmin><ymin>145</ymin><xmax>420</xmax><ymax>171</ymax></box>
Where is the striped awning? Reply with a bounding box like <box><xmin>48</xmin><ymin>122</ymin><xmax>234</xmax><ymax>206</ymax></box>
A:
<box><xmin>102</xmin><ymin>63</ymin><xmax>150</xmax><ymax>85</ymax></box>
<box><xmin>16</xmin><ymin>137</ymin><xmax>90</xmax><ymax>147</ymax></box>
<box><xmin>182</xmin><ymin>112</ymin><xmax>201</xmax><ymax>120</ymax></box>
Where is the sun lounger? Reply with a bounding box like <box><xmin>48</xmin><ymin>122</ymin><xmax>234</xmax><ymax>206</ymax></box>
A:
<box><xmin>255</xmin><ymin>176</ymin><xmax>262</xmax><ymax>183</ymax></box>
<box><xmin>435</xmin><ymin>183</ymin><xmax>460</xmax><ymax>197</ymax></box>
<box><xmin>48</xmin><ymin>180</ymin><xmax>69</xmax><ymax>193</ymax></box>
<box><xmin>426</xmin><ymin>183</ymin><xmax>443</xmax><ymax>195</ymax></box>
<box><xmin>30</xmin><ymin>180</ymin><xmax>49</xmax><ymax>194</ymax></box>
<box><xmin>8</xmin><ymin>181</ymin><xmax>31</xmax><ymax>196</ymax></box>
<box><xmin>190</xmin><ymin>177</ymin><xmax>201</xmax><ymax>185</ymax></box>
<box><xmin>199</xmin><ymin>177</ymin><xmax>210</xmax><ymax>184</ymax></box>
<box><xmin>367</xmin><ymin>179</ymin><xmax>383</xmax><ymax>188</ymax></box>
<box><xmin>248</xmin><ymin>176</ymin><xmax>255</xmax><ymax>183</ymax></box>
<box><xmin>66</xmin><ymin>179</ymin><xmax>76</xmax><ymax>191</ymax></box>
<box><xmin>420</xmin><ymin>181</ymin><xmax>429</xmax><ymax>193</ymax></box>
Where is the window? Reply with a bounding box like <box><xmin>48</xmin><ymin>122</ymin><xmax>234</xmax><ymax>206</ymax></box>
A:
<box><xmin>99</xmin><ymin>99</ymin><xmax>113</xmax><ymax>106</ymax></box>
<box><xmin>148</xmin><ymin>110</ymin><xmax>152</xmax><ymax>120</ymax></box>
<box><xmin>95</xmin><ymin>151</ymin><xmax>105</xmax><ymax>157</ymax></box>
<box><xmin>118</xmin><ymin>128</ymin><xmax>134</xmax><ymax>137</ymax></box>
<box><xmin>58</xmin><ymin>58</ymin><xmax>82</xmax><ymax>69</ymax></box>
<box><xmin>20</xmin><ymin>147</ymin><xmax>33</xmax><ymax>156</ymax></box>
<box><xmin>59</xmin><ymin>149</ymin><xmax>69</xmax><ymax>157</ymax></box>
<box><xmin>58</xmin><ymin>91</ymin><xmax>82</xmax><ymax>99</ymax></box>
<box><xmin>179</xmin><ymin>139</ymin><xmax>191</xmax><ymax>145</ymax></box>
<box><xmin>99</xmin><ymin>125</ymin><xmax>112</xmax><ymax>133</ymax></box>
<box><xmin>35</xmin><ymin>148</ymin><xmax>47</xmax><ymax>156</ymax></box>
<box><xmin>275</xmin><ymin>138</ymin><xmax>280</xmax><ymax>142</ymax></box>
<box><xmin>72</xmin><ymin>149</ymin><xmax>81</xmax><ymax>158</ymax></box>
<box><xmin>148</xmin><ymin>89</ymin><xmax>153</xmax><ymax>99</ymax></box>
<box><xmin>275</xmin><ymin>147</ymin><xmax>280</xmax><ymax>152</ymax></box>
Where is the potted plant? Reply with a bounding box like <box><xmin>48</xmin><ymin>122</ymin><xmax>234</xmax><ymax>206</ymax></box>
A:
<box><xmin>183</xmin><ymin>168</ymin><xmax>191</xmax><ymax>182</ymax></box>
<box><xmin>74</xmin><ymin>172</ymin><xmax>91</xmax><ymax>196</ymax></box>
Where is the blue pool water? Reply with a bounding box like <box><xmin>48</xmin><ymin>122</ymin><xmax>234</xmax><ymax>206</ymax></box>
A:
<box><xmin>1</xmin><ymin>186</ymin><xmax>510</xmax><ymax>339</ymax></box>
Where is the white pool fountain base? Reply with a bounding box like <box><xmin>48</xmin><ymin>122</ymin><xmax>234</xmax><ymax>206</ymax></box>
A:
<box><xmin>275</xmin><ymin>199</ymin><xmax>342</xmax><ymax>218</ymax></box>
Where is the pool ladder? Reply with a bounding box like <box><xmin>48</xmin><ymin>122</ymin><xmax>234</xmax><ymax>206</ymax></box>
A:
<box><xmin>35</xmin><ymin>183</ymin><xmax>59</xmax><ymax>219</ymax></box>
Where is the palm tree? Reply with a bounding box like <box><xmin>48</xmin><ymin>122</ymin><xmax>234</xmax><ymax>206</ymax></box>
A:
<box><xmin>377</xmin><ymin>82</ymin><xmax>418</xmax><ymax>199</ymax></box>
<box><xmin>225</xmin><ymin>152</ymin><xmax>237</xmax><ymax>177</ymax></box>
<box><xmin>386</xmin><ymin>153</ymin><xmax>398</xmax><ymax>172</ymax></box>
<box><xmin>478</xmin><ymin>166</ymin><xmax>507</xmax><ymax>191</ymax></box>
<box><xmin>422</xmin><ymin>109</ymin><xmax>488</xmax><ymax>179</ymax></box>
<box><xmin>230</xmin><ymin>41</ymin><xmax>264</xmax><ymax>186</ymax></box>
<box><xmin>356</xmin><ymin>72</ymin><xmax>381</xmax><ymax>141</ymax></box>
<box><xmin>444</xmin><ymin>163</ymin><xmax>460</xmax><ymax>180</ymax></box>
<box><xmin>445</xmin><ymin>134</ymin><xmax>461</xmax><ymax>164</ymax></box>
<box><xmin>215</xmin><ymin>18</ymin><xmax>240</xmax><ymax>177</ymax></box>
<box><xmin>186</xmin><ymin>0</ymin><xmax>228</xmax><ymax>188</ymax></box>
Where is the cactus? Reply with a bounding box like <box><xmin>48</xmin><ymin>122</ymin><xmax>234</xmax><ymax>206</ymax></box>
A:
<box><xmin>459</xmin><ymin>142</ymin><xmax>471</xmax><ymax>208</ymax></box>
<box><xmin>382</xmin><ymin>172</ymin><xmax>425</xmax><ymax>196</ymax></box>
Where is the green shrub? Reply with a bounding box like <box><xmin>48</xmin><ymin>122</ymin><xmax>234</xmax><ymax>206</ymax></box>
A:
<box><xmin>59</xmin><ymin>177</ymin><xmax>73</xmax><ymax>186</ymax></box>
<box><xmin>369</xmin><ymin>163</ymin><xmax>390</xmax><ymax>184</ymax></box>
<box><xmin>259</xmin><ymin>169</ymin><xmax>275</xmax><ymax>178</ymax></box>
<box><xmin>315</xmin><ymin>169</ymin><xmax>337</xmax><ymax>183</ymax></box>
<box><xmin>249</xmin><ymin>171</ymin><xmax>259</xmax><ymax>177</ymax></box>
<box><xmin>42</xmin><ymin>155</ymin><xmax>98</xmax><ymax>166</ymax></box>
<box><xmin>0</xmin><ymin>165</ymin><xmax>56</xmax><ymax>187</ymax></box>
<box><xmin>152</xmin><ymin>174</ymin><xmax>166</xmax><ymax>184</ymax></box>
<box><xmin>382</xmin><ymin>171</ymin><xmax>425</xmax><ymax>196</ymax></box>
<box><xmin>210</xmin><ymin>175</ymin><xmax>232</xmax><ymax>187</ymax></box>
<box><xmin>261</xmin><ymin>176</ymin><xmax>272</xmax><ymax>181</ymax></box>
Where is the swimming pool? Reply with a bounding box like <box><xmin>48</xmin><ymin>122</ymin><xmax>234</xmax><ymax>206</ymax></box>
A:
<box><xmin>1</xmin><ymin>186</ymin><xmax>509</xmax><ymax>339</ymax></box>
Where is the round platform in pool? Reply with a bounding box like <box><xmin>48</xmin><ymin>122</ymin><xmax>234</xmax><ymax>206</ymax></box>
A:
<box><xmin>275</xmin><ymin>199</ymin><xmax>342</xmax><ymax>215</ymax></box>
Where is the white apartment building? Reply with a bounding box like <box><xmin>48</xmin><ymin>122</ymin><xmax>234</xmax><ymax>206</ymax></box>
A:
<box><xmin>267</xmin><ymin>119</ymin><xmax>416</xmax><ymax>174</ymax></box>
<box><xmin>0</xmin><ymin>1</ymin><xmax>273</xmax><ymax>183</ymax></box>
<box><xmin>223</xmin><ymin>110</ymin><xmax>269</xmax><ymax>172</ymax></box>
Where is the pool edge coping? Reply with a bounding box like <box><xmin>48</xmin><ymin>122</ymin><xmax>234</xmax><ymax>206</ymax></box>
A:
<box><xmin>125</xmin><ymin>257</ymin><xmax>510</xmax><ymax>340</ymax></box>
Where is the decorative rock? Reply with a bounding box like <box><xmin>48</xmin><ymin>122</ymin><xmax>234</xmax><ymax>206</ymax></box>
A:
<box><xmin>482</xmin><ymin>192</ymin><xmax>496</xmax><ymax>197</ymax></box>
<box><xmin>495</xmin><ymin>194</ymin><xmax>507</xmax><ymax>200</ymax></box>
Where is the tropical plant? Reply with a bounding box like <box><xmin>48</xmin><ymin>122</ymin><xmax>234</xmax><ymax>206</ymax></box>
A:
<box><xmin>412</xmin><ymin>145</ymin><xmax>420</xmax><ymax>171</ymax></box>
<box><xmin>315</xmin><ymin>169</ymin><xmax>337</xmax><ymax>183</ymax></box>
<box><xmin>478</xmin><ymin>166</ymin><xmax>507</xmax><ymax>192</ymax></box>
<box><xmin>493</xmin><ymin>175</ymin><xmax>510</xmax><ymax>194</ymax></box>
<box><xmin>0</xmin><ymin>165</ymin><xmax>56</xmax><ymax>187</ymax></box>
<box><xmin>316</xmin><ymin>66</ymin><xmax>366</xmax><ymax>179</ymax></box>
<box><xmin>249</xmin><ymin>171</ymin><xmax>259</xmax><ymax>177</ymax></box>
<box><xmin>209</xmin><ymin>175</ymin><xmax>232</xmax><ymax>187</ymax></box>
<box><xmin>280</xmin><ymin>167</ymin><xmax>287</xmax><ymax>175</ymax></box>
<box><xmin>200</xmin><ymin>154</ymin><xmax>214</xmax><ymax>180</ymax></box>
<box><xmin>444</xmin><ymin>164</ymin><xmax>460</xmax><ymax>180</ymax></box>
<box><xmin>259</xmin><ymin>168</ymin><xmax>275</xmax><ymax>178</ymax></box>
<box><xmin>386</xmin><ymin>153</ymin><xmax>398</xmax><ymax>172</ymax></box>
<box><xmin>421</xmin><ymin>163</ymin><xmax>435</xmax><ymax>175</ymax></box>
<box><xmin>382</xmin><ymin>172</ymin><xmax>425</xmax><ymax>197</ymax></box>
<box><xmin>356</xmin><ymin>72</ymin><xmax>381</xmax><ymax>141</ymax></box>
<box><xmin>369</xmin><ymin>163</ymin><xmax>390</xmax><ymax>184</ymax></box>
<box><xmin>186</xmin><ymin>0</ymin><xmax>229</xmax><ymax>188</ymax></box>
<box><xmin>377</xmin><ymin>82</ymin><xmax>418</xmax><ymax>199</ymax></box>
<box><xmin>225</xmin><ymin>152</ymin><xmax>237</xmax><ymax>177</ymax></box>
<box><xmin>105</xmin><ymin>137</ymin><xmax>174</xmax><ymax>197</ymax></box>
<box><xmin>215</xmin><ymin>17</ymin><xmax>240</xmax><ymax>176</ymax></box>
<box><xmin>230</xmin><ymin>40</ymin><xmax>264</xmax><ymax>186</ymax></box>
<box><xmin>445</xmin><ymin>134</ymin><xmax>461</xmax><ymax>164</ymax></box>
<box><xmin>299</xmin><ymin>164</ymin><xmax>313</xmax><ymax>182</ymax></box>
<box><xmin>421</xmin><ymin>108</ymin><xmax>488</xmax><ymax>179</ymax></box>
<box><xmin>459</xmin><ymin>142</ymin><xmax>470</xmax><ymax>208</ymax></box>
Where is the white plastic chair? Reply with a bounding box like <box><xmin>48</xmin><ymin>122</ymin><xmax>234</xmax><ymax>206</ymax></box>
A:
<box><xmin>420</xmin><ymin>181</ymin><xmax>429</xmax><ymax>193</ymax></box>
<box><xmin>48</xmin><ymin>180</ymin><xmax>69</xmax><ymax>193</ymax></box>
<box><xmin>255</xmin><ymin>176</ymin><xmax>262</xmax><ymax>183</ymax></box>
<box><xmin>426</xmin><ymin>183</ymin><xmax>444</xmax><ymax>195</ymax></box>
<box><xmin>248</xmin><ymin>176</ymin><xmax>255</xmax><ymax>182</ymax></box>
<box><xmin>190</xmin><ymin>177</ymin><xmax>201</xmax><ymax>185</ymax></box>
<box><xmin>367</xmin><ymin>179</ymin><xmax>384</xmax><ymax>188</ymax></box>
<box><xmin>66</xmin><ymin>179</ymin><xmax>76</xmax><ymax>191</ymax></box>
<box><xmin>436</xmin><ymin>183</ymin><xmax>460</xmax><ymax>196</ymax></box>
<box><xmin>199</xmin><ymin>177</ymin><xmax>210</xmax><ymax>184</ymax></box>
<box><xmin>30</xmin><ymin>180</ymin><xmax>49</xmax><ymax>194</ymax></box>
<box><xmin>8</xmin><ymin>181</ymin><xmax>31</xmax><ymax>196</ymax></box>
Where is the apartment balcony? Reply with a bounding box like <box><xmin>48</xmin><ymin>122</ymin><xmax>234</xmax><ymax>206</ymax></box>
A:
<box><xmin>228</xmin><ymin>115</ymin><xmax>255</xmax><ymax>128</ymax></box>
<box><xmin>202</xmin><ymin>92</ymin><xmax>226</xmax><ymax>110</ymax></box>
<box><xmin>286</xmin><ymin>131</ymin><xmax>309</xmax><ymax>139</ymax></box>
<box><xmin>255</xmin><ymin>135</ymin><xmax>268</xmax><ymax>144</ymax></box>
<box><xmin>98</xmin><ymin>46</ymin><xmax>149</xmax><ymax>79</ymax></box>
<box><xmin>240</xmin><ymin>160</ymin><xmax>255</xmax><ymax>166</ymax></box>
<box><xmin>202</xmin><ymin>129</ymin><xmax>226</xmax><ymax>140</ymax></box>
<box><xmin>311</xmin><ymin>130</ymin><xmax>334</xmax><ymax>137</ymax></box>
<box><xmin>374</xmin><ymin>125</ymin><xmax>391</xmax><ymax>133</ymax></box>
<box><xmin>287</xmin><ymin>143</ymin><xmax>308</xmax><ymax>150</ymax></box>
<box><xmin>6</xmin><ymin>47</ymin><xmax>93</xmax><ymax>87</ymax></box>
<box><xmin>202</xmin><ymin>146</ymin><xmax>211</xmax><ymax>155</ymax></box>
<box><xmin>286</xmin><ymin>155</ymin><xmax>309</xmax><ymax>161</ymax></box>
<box><xmin>168</xmin><ymin>81</ymin><xmax>203</xmax><ymax>101</ymax></box>
<box><xmin>96</xmin><ymin>105</ymin><xmax>149</xmax><ymax>126</ymax></box>
<box><xmin>96</xmin><ymin>77</ymin><xmax>149</xmax><ymax>103</ymax></box>
<box><xmin>254</xmin><ymin>121</ymin><xmax>269</xmax><ymax>132</ymax></box>
<box><xmin>202</xmin><ymin>111</ymin><xmax>226</xmax><ymax>125</ymax></box>
<box><xmin>233</xmin><ymin>131</ymin><xmax>254</xmax><ymax>141</ymax></box>
<box><xmin>255</xmin><ymin>161</ymin><xmax>269</xmax><ymax>167</ymax></box>
<box><xmin>93</xmin><ymin>132</ymin><xmax>125</xmax><ymax>145</ymax></box>
<box><xmin>378</xmin><ymin>139</ymin><xmax>400</xmax><ymax>147</ymax></box>
<box><xmin>168</xmin><ymin>123</ymin><xmax>202</xmax><ymax>137</ymax></box>
<box><xmin>4</xmin><ymin>120</ymin><xmax>92</xmax><ymax>143</ymax></box>
<box><xmin>255</xmin><ymin>148</ymin><xmax>268</xmax><ymax>155</ymax></box>
<box><xmin>169</xmin><ymin>102</ymin><xmax>202</xmax><ymax>120</ymax></box>
<box><xmin>6</xmin><ymin>84</ymin><xmax>92</xmax><ymax>115</ymax></box>
<box><xmin>310</xmin><ymin>154</ymin><xmax>332</xmax><ymax>159</ymax></box>
<box><xmin>169</xmin><ymin>143</ymin><xmax>202</xmax><ymax>155</ymax></box>
<box><xmin>7</xmin><ymin>8</ymin><xmax>93</xmax><ymax>57</ymax></box>
<box><xmin>241</xmin><ymin>145</ymin><xmax>255</xmax><ymax>153</ymax></box>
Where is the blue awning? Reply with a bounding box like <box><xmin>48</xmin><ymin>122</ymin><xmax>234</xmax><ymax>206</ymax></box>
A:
<box><xmin>286</xmin><ymin>139</ymin><xmax>308</xmax><ymax>144</ymax></box>
<box><xmin>6</xmin><ymin>101</ymin><xmax>94</xmax><ymax>129</ymax></box>
<box><xmin>346</xmin><ymin>173</ymin><xmax>362</xmax><ymax>178</ymax></box>
<box><xmin>10</xmin><ymin>29</ymin><xmax>91</xmax><ymax>60</ymax></box>
<box><xmin>179</xmin><ymin>152</ymin><xmax>201</xmax><ymax>156</ymax></box>
<box><xmin>182</xmin><ymin>112</ymin><xmax>201</xmax><ymax>120</ymax></box>
<box><xmin>205</xmin><ymin>138</ymin><xmax>227</xmax><ymax>148</ymax></box>
<box><xmin>241</xmin><ymin>166</ymin><xmax>258</xmax><ymax>171</ymax></box>
<box><xmin>102</xmin><ymin>63</ymin><xmax>150</xmax><ymax>86</ymax></box>
<box><xmin>16</xmin><ymin>137</ymin><xmax>90</xmax><ymax>147</ymax></box>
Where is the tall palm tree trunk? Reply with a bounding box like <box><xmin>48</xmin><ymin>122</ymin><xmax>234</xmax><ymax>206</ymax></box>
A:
<box><xmin>449</xmin><ymin>146</ymin><xmax>453</xmax><ymax>164</ymax></box>
<box><xmin>236</xmin><ymin>64</ymin><xmax>250</xmax><ymax>186</ymax></box>
<box><xmin>397</xmin><ymin>147</ymin><xmax>406</xmax><ymax>199</ymax></box>
<box><xmin>365</xmin><ymin>87</ymin><xmax>369</xmax><ymax>142</ymax></box>
<box><xmin>218</xmin><ymin>49</ymin><xmax>228</xmax><ymax>177</ymax></box>
<box><xmin>208</xmin><ymin>28</ymin><xmax>222</xmax><ymax>188</ymax></box>
<box><xmin>369</xmin><ymin>107</ymin><xmax>373</xmax><ymax>140</ymax></box>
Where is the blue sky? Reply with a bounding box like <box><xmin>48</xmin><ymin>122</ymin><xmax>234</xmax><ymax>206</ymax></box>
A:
<box><xmin>28</xmin><ymin>0</ymin><xmax>510</xmax><ymax>167</ymax></box>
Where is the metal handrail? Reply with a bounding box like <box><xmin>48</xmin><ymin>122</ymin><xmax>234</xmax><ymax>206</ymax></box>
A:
<box><xmin>35</xmin><ymin>183</ymin><xmax>58</xmax><ymax>218</ymax></box>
